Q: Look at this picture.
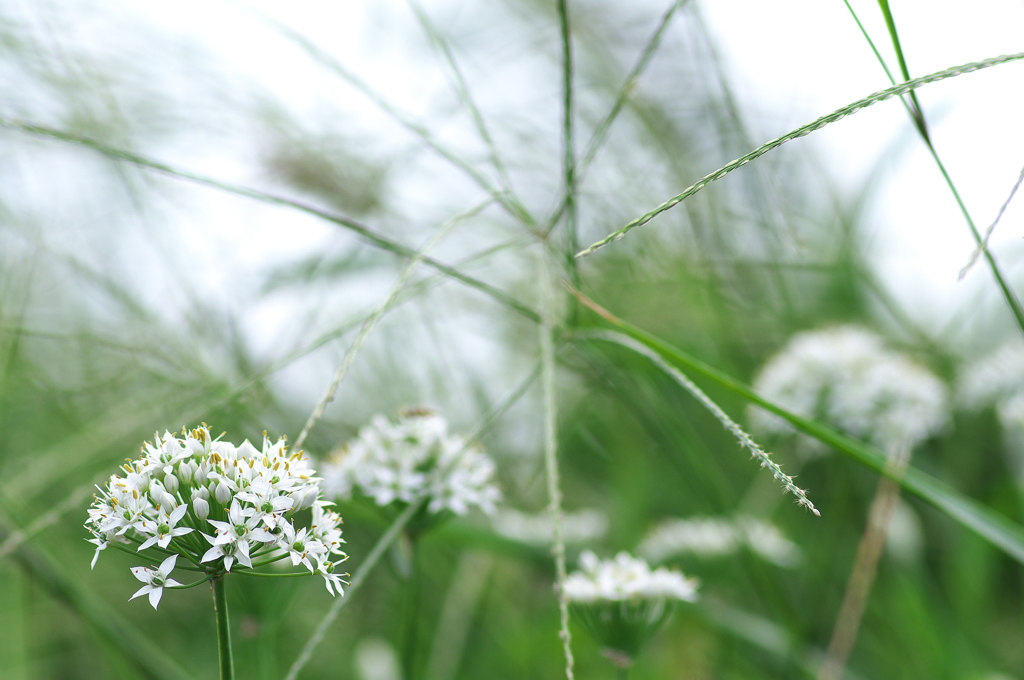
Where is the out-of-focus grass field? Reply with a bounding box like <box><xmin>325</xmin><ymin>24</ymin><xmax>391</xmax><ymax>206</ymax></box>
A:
<box><xmin>2</xmin><ymin>1</ymin><xmax>1024</xmax><ymax>678</ymax></box>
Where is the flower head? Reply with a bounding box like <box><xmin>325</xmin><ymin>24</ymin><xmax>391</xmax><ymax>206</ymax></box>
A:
<box><xmin>749</xmin><ymin>326</ymin><xmax>949</xmax><ymax>454</ymax></box>
<box><xmin>564</xmin><ymin>551</ymin><xmax>698</xmax><ymax>667</ymax></box>
<box><xmin>86</xmin><ymin>425</ymin><xmax>347</xmax><ymax>606</ymax></box>
<box><xmin>320</xmin><ymin>410</ymin><xmax>501</xmax><ymax>523</ymax></box>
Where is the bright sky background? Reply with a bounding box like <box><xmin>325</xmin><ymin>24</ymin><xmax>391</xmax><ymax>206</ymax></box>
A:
<box><xmin>11</xmin><ymin>0</ymin><xmax>1024</xmax><ymax>351</ymax></box>
<box><xmin>135</xmin><ymin>0</ymin><xmax>1024</xmax><ymax>341</ymax></box>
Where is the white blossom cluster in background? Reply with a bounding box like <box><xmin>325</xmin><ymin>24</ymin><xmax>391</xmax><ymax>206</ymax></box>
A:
<box><xmin>320</xmin><ymin>411</ymin><xmax>501</xmax><ymax>517</ymax></box>
<box><xmin>638</xmin><ymin>515</ymin><xmax>801</xmax><ymax>568</ymax></box>
<box><xmin>749</xmin><ymin>326</ymin><xmax>949</xmax><ymax>453</ymax></box>
<box><xmin>85</xmin><ymin>426</ymin><xmax>347</xmax><ymax>608</ymax></box>
<box><xmin>492</xmin><ymin>507</ymin><xmax>608</xmax><ymax>547</ymax></box>
<box><xmin>957</xmin><ymin>342</ymin><xmax>1024</xmax><ymax>481</ymax></box>
<box><xmin>563</xmin><ymin>551</ymin><xmax>698</xmax><ymax>603</ymax></box>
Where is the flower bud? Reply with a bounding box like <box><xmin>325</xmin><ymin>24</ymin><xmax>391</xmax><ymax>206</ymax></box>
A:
<box><xmin>215</xmin><ymin>481</ymin><xmax>232</xmax><ymax>505</ymax></box>
<box><xmin>193</xmin><ymin>497</ymin><xmax>210</xmax><ymax>521</ymax></box>
<box><xmin>178</xmin><ymin>461</ymin><xmax>196</xmax><ymax>484</ymax></box>
<box><xmin>163</xmin><ymin>473</ymin><xmax>179</xmax><ymax>495</ymax></box>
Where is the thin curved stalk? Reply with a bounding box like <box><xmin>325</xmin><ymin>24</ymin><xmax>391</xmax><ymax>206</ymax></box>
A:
<box><xmin>575</xmin><ymin>51</ymin><xmax>1024</xmax><ymax>258</ymax></box>
<box><xmin>0</xmin><ymin>119</ymin><xmax>539</xmax><ymax>323</ymax></box>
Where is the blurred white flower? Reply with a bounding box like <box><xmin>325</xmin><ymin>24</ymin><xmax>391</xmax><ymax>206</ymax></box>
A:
<box><xmin>957</xmin><ymin>341</ymin><xmax>1024</xmax><ymax>410</ymax></box>
<box><xmin>355</xmin><ymin>637</ymin><xmax>402</xmax><ymax>680</ymax></box>
<box><xmin>564</xmin><ymin>551</ymin><xmax>697</xmax><ymax>667</ymax></box>
<box><xmin>492</xmin><ymin>508</ymin><xmax>608</xmax><ymax>547</ymax></box>
<box><xmin>749</xmin><ymin>326</ymin><xmax>949</xmax><ymax>454</ymax></box>
<box><xmin>958</xmin><ymin>343</ymin><xmax>1024</xmax><ymax>483</ymax></box>
<box><xmin>563</xmin><ymin>551</ymin><xmax>698</xmax><ymax>603</ymax></box>
<box><xmin>639</xmin><ymin>515</ymin><xmax>801</xmax><ymax>568</ymax></box>
<box><xmin>321</xmin><ymin>410</ymin><xmax>501</xmax><ymax>518</ymax></box>
<box><xmin>85</xmin><ymin>425</ymin><xmax>347</xmax><ymax>605</ymax></box>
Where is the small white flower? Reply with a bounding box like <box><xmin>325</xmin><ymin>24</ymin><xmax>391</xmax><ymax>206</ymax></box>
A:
<box><xmin>137</xmin><ymin>504</ymin><xmax>194</xmax><ymax>551</ymax></box>
<box><xmin>129</xmin><ymin>555</ymin><xmax>183</xmax><ymax>610</ymax></box>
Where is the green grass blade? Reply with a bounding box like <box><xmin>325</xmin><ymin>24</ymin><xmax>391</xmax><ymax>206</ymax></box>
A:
<box><xmin>575</xmin><ymin>51</ymin><xmax>1024</xmax><ymax>259</ymax></box>
<box><xmin>0</xmin><ymin>119</ymin><xmax>540</xmax><ymax>323</ymax></box>
<box><xmin>0</xmin><ymin>508</ymin><xmax>193</xmax><ymax>680</ymax></box>
<box><xmin>585</xmin><ymin>329</ymin><xmax>819</xmax><ymax>516</ymax></box>
<box><xmin>568</xmin><ymin>287</ymin><xmax>1024</xmax><ymax>564</ymax></box>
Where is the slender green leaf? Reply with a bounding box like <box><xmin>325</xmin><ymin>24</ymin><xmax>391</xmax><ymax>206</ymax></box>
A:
<box><xmin>568</xmin><ymin>286</ymin><xmax>1024</xmax><ymax>565</ymax></box>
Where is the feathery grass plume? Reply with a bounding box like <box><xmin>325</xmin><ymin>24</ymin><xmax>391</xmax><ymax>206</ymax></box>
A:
<box><xmin>320</xmin><ymin>410</ymin><xmax>500</xmax><ymax>531</ymax></box>
<box><xmin>639</xmin><ymin>516</ymin><xmax>801</xmax><ymax>568</ymax></box>
<box><xmin>564</xmin><ymin>551</ymin><xmax>698</xmax><ymax>672</ymax></box>
<box><xmin>749</xmin><ymin>326</ymin><xmax>949</xmax><ymax>456</ymax></box>
<box><xmin>85</xmin><ymin>425</ymin><xmax>348</xmax><ymax>605</ymax></box>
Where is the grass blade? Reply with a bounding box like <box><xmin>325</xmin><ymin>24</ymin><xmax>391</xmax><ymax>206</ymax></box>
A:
<box><xmin>584</xmin><ymin>329</ymin><xmax>819</xmax><ymax>516</ymax></box>
<box><xmin>567</xmin><ymin>286</ymin><xmax>1024</xmax><ymax>564</ymax></box>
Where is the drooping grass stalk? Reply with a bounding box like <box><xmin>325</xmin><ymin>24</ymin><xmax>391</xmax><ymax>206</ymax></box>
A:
<box><xmin>539</xmin><ymin>244</ymin><xmax>575</xmax><ymax>680</ymax></box>
<box><xmin>818</xmin><ymin>445</ymin><xmax>910</xmax><ymax>680</ymax></box>
<box><xmin>0</xmin><ymin>119</ymin><xmax>540</xmax><ymax>323</ymax></box>
<box><xmin>567</xmin><ymin>288</ymin><xmax>1024</xmax><ymax>565</ymax></box>
<box><xmin>210</xmin><ymin>576</ymin><xmax>235</xmax><ymax>680</ymax></box>
<box><xmin>284</xmin><ymin>500</ymin><xmax>425</xmax><ymax>680</ymax></box>
<box><xmin>574</xmin><ymin>50</ymin><xmax>1024</xmax><ymax>258</ymax></box>
<box><xmin>249</xmin><ymin>9</ymin><xmax>538</xmax><ymax>230</ymax></box>
<box><xmin>294</xmin><ymin>198</ymin><xmax>491</xmax><ymax>448</ymax></box>
<box><xmin>842</xmin><ymin>0</ymin><xmax>1024</xmax><ymax>334</ymax></box>
<box><xmin>583</xmin><ymin>327</ymin><xmax>819</xmax><ymax>516</ymax></box>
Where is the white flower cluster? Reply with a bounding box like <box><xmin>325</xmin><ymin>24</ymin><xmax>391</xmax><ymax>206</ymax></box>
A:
<box><xmin>563</xmin><ymin>551</ymin><xmax>698</xmax><ymax>604</ymax></box>
<box><xmin>749</xmin><ymin>326</ymin><xmax>949</xmax><ymax>453</ymax></box>
<box><xmin>493</xmin><ymin>508</ymin><xmax>608</xmax><ymax>547</ymax></box>
<box><xmin>320</xmin><ymin>411</ymin><xmax>500</xmax><ymax>517</ymax></box>
<box><xmin>957</xmin><ymin>341</ymin><xmax>1024</xmax><ymax>412</ymax></box>
<box><xmin>85</xmin><ymin>426</ymin><xmax>347</xmax><ymax>608</ymax></box>
<box><xmin>638</xmin><ymin>515</ymin><xmax>800</xmax><ymax>568</ymax></box>
<box><xmin>957</xmin><ymin>342</ymin><xmax>1024</xmax><ymax>481</ymax></box>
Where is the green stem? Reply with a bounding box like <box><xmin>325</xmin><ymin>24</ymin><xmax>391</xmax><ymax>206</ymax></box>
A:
<box><xmin>401</xmin><ymin>534</ymin><xmax>421</xmax><ymax>680</ymax></box>
<box><xmin>211</xmin><ymin>576</ymin><xmax>234</xmax><ymax>680</ymax></box>
<box><xmin>617</xmin><ymin>667</ymin><xmax>630</xmax><ymax>680</ymax></box>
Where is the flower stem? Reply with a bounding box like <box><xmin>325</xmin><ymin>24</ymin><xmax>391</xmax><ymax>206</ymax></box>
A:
<box><xmin>617</xmin><ymin>668</ymin><xmax>630</xmax><ymax>680</ymax></box>
<box><xmin>401</xmin><ymin>534</ymin><xmax>421</xmax><ymax>680</ymax></box>
<box><xmin>211</xmin><ymin>576</ymin><xmax>234</xmax><ymax>680</ymax></box>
